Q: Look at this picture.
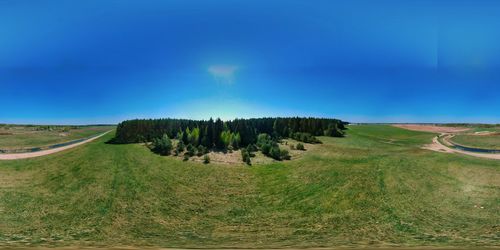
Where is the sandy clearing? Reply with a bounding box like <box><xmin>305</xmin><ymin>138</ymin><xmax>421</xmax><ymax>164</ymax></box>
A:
<box><xmin>163</xmin><ymin>139</ymin><xmax>316</xmax><ymax>165</ymax></box>
<box><xmin>393</xmin><ymin>124</ymin><xmax>470</xmax><ymax>133</ymax></box>
<box><xmin>0</xmin><ymin>130</ymin><xmax>112</xmax><ymax>160</ymax></box>
<box><xmin>423</xmin><ymin>134</ymin><xmax>500</xmax><ymax>160</ymax></box>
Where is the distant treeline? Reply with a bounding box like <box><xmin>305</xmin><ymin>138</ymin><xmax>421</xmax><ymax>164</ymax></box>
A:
<box><xmin>0</xmin><ymin>124</ymin><xmax>81</xmax><ymax>132</ymax></box>
<box><xmin>112</xmin><ymin>117</ymin><xmax>347</xmax><ymax>148</ymax></box>
<box><xmin>0</xmin><ymin>124</ymin><xmax>114</xmax><ymax>129</ymax></box>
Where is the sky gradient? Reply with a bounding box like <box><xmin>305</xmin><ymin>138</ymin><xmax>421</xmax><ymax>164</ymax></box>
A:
<box><xmin>1</xmin><ymin>0</ymin><xmax>500</xmax><ymax>124</ymax></box>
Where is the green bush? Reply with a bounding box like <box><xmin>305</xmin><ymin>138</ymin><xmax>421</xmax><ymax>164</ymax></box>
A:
<box><xmin>280</xmin><ymin>149</ymin><xmax>291</xmax><ymax>160</ymax></box>
<box><xmin>203</xmin><ymin>154</ymin><xmax>210</xmax><ymax>164</ymax></box>
<box><xmin>186</xmin><ymin>144</ymin><xmax>196</xmax><ymax>157</ymax></box>
<box><xmin>152</xmin><ymin>134</ymin><xmax>173</xmax><ymax>155</ymax></box>
<box><xmin>269</xmin><ymin>145</ymin><xmax>282</xmax><ymax>160</ymax></box>
<box><xmin>246</xmin><ymin>144</ymin><xmax>257</xmax><ymax>153</ymax></box>
<box><xmin>241</xmin><ymin>149</ymin><xmax>251</xmax><ymax>165</ymax></box>
<box><xmin>257</xmin><ymin>133</ymin><xmax>272</xmax><ymax>148</ymax></box>
<box><xmin>176</xmin><ymin>140</ymin><xmax>185</xmax><ymax>152</ymax></box>
<box><xmin>260</xmin><ymin>143</ymin><xmax>272</xmax><ymax>155</ymax></box>
<box><xmin>296</xmin><ymin>143</ymin><xmax>305</xmax><ymax>150</ymax></box>
<box><xmin>183</xmin><ymin>153</ymin><xmax>190</xmax><ymax>161</ymax></box>
<box><xmin>197</xmin><ymin>145</ymin><xmax>207</xmax><ymax>156</ymax></box>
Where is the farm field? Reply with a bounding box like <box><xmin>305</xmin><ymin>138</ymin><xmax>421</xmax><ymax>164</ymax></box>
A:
<box><xmin>0</xmin><ymin>125</ymin><xmax>498</xmax><ymax>248</ymax></box>
<box><xmin>0</xmin><ymin>125</ymin><xmax>114</xmax><ymax>150</ymax></box>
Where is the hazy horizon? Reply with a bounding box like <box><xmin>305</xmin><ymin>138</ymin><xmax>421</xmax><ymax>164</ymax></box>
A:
<box><xmin>2</xmin><ymin>0</ymin><xmax>500</xmax><ymax>124</ymax></box>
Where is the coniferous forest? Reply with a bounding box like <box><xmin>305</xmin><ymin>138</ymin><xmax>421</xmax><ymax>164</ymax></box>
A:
<box><xmin>112</xmin><ymin>117</ymin><xmax>347</xmax><ymax>148</ymax></box>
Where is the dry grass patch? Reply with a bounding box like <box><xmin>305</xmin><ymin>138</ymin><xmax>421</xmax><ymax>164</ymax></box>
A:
<box><xmin>0</xmin><ymin>169</ymin><xmax>33</xmax><ymax>189</ymax></box>
<box><xmin>155</xmin><ymin>138</ymin><xmax>319</xmax><ymax>166</ymax></box>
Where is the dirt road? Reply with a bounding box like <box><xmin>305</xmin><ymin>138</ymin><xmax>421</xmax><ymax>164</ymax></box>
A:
<box><xmin>423</xmin><ymin>135</ymin><xmax>500</xmax><ymax>160</ymax></box>
<box><xmin>393</xmin><ymin>124</ymin><xmax>500</xmax><ymax>160</ymax></box>
<box><xmin>0</xmin><ymin>130</ymin><xmax>112</xmax><ymax>160</ymax></box>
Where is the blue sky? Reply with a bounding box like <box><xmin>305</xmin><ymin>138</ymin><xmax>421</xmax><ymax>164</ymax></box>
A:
<box><xmin>1</xmin><ymin>0</ymin><xmax>499</xmax><ymax>124</ymax></box>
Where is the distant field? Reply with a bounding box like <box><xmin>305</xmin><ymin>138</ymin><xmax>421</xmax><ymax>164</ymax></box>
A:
<box><xmin>0</xmin><ymin>125</ymin><xmax>114</xmax><ymax>150</ymax></box>
<box><xmin>469</xmin><ymin>126</ymin><xmax>500</xmax><ymax>133</ymax></box>
<box><xmin>451</xmin><ymin>134</ymin><xmax>500</xmax><ymax>150</ymax></box>
<box><xmin>0</xmin><ymin>125</ymin><xmax>498</xmax><ymax>248</ymax></box>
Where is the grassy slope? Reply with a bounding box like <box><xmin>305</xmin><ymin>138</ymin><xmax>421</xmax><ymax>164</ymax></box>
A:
<box><xmin>0</xmin><ymin>126</ymin><xmax>114</xmax><ymax>150</ymax></box>
<box><xmin>451</xmin><ymin>134</ymin><xmax>500</xmax><ymax>150</ymax></box>
<box><xmin>0</xmin><ymin>125</ymin><xmax>498</xmax><ymax>248</ymax></box>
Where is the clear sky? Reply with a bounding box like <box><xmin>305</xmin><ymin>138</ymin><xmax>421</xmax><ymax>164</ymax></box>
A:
<box><xmin>1</xmin><ymin>0</ymin><xmax>499</xmax><ymax>124</ymax></box>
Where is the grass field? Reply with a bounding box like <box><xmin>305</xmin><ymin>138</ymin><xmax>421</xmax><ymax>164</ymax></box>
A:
<box><xmin>0</xmin><ymin>125</ymin><xmax>114</xmax><ymax>150</ymax></box>
<box><xmin>451</xmin><ymin>134</ymin><xmax>500</xmax><ymax>150</ymax></box>
<box><xmin>0</xmin><ymin>125</ymin><xmax>498</xmax><ymax>248</ymax></box>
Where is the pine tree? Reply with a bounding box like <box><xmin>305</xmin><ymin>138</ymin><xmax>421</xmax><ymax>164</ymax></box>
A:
<box><xmin>232</xmin><ymin>132</ymin><xmax>241</xmax><ymax>149</ymax></box>
<box><xmin>206</xmin><ymin>118</ymin><xmax>214</xmax><ymax>147</ymax></box>
<box><xmin>214</xmin><ymin>118</ymin><xmax>224</xmax><ymax>149</ymax></box>
<box><xmin>190</xmin><ymin>127</ymin><xmax>200</xmax><ymax>146</ymax></box>
<box><xmin>220</xmin><ymin>130</ymin><xmax>233</xmax><ymax>150</ymax></box>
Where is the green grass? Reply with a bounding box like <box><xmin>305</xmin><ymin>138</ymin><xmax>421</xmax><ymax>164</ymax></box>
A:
<box><xmin>451</xmin><ymin>134</ymin><xmax>500</xmax><ymax>150</ymax></box>
<box><xmin>0</xmin><ymin>126</ymin><xmax>114</xmax><ymax>150</ymax></box>
<box><xmin>0</xmin><ymin>125</ymin><xmax>498</xmax><ymax>248</ymax></box>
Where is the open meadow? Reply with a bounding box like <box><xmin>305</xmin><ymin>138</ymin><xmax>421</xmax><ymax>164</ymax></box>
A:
<box><xmin>0</xmin><ymin>125</ymin><xmax>114</xmax><ymax>151</ymax></box>
<box><xmin>0</xmin><ymin>125</ymin><xmax>498</xmax><ymax>248</ymax></box>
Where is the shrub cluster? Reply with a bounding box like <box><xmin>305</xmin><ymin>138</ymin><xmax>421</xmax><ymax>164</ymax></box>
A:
<box><xmin>256</xmin><ymin>133</ymin><xmax>290</xmax><ymax>161</ymax></box>
<box><xmin>290</xmin><ymin>132</ymin><xmax>321</xmax><ymax>144</ymax></box>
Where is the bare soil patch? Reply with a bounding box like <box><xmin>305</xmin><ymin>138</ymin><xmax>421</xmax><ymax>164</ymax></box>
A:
<box><xmin>393</xmin><ymin>124</ymin><xmax>470</xmax><ymax>133</ymax></box>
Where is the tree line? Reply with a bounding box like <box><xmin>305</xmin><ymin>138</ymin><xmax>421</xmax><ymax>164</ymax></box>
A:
<box><xmin>112</xmin><ymin>117</ymin><xmax>347</xmax><ymax>148</ymax></box>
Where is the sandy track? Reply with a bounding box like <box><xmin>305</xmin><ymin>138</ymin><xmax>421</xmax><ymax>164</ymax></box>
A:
<box><xmin>423</xmin><ymin>134</ymin><xmax>500</xmax><ymax>160</ymax></box>
<box><xmin>394</xmin><ymin>124</ymin><xmax>500</xmax><ymax>160</ymax></box>
<box><xmin>0</xmin><ymin>130</ymin><xmax>112</xmax><ymax>160</ymax></box>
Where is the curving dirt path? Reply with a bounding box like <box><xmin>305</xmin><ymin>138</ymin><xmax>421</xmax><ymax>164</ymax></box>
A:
<box><xmin>0</xmin><ymin>130</ymin><xmax>112</xmax><ymax>160</ymax></box>
<box><xmin>393</xmin><ymin>124</ymin><xmax>500</xmax><ymax>160</ymax></box>
<box><xmin>423</xmin><ymin>134</ymin><xmax>500</xmax><ymax>160</ymax></box>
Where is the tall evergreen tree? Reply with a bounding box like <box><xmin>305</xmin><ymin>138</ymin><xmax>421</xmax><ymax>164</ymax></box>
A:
<box><xmin>214</xmin><ymin>118</ymin><xmax>224</xmax><ymax>149</ymax></box>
